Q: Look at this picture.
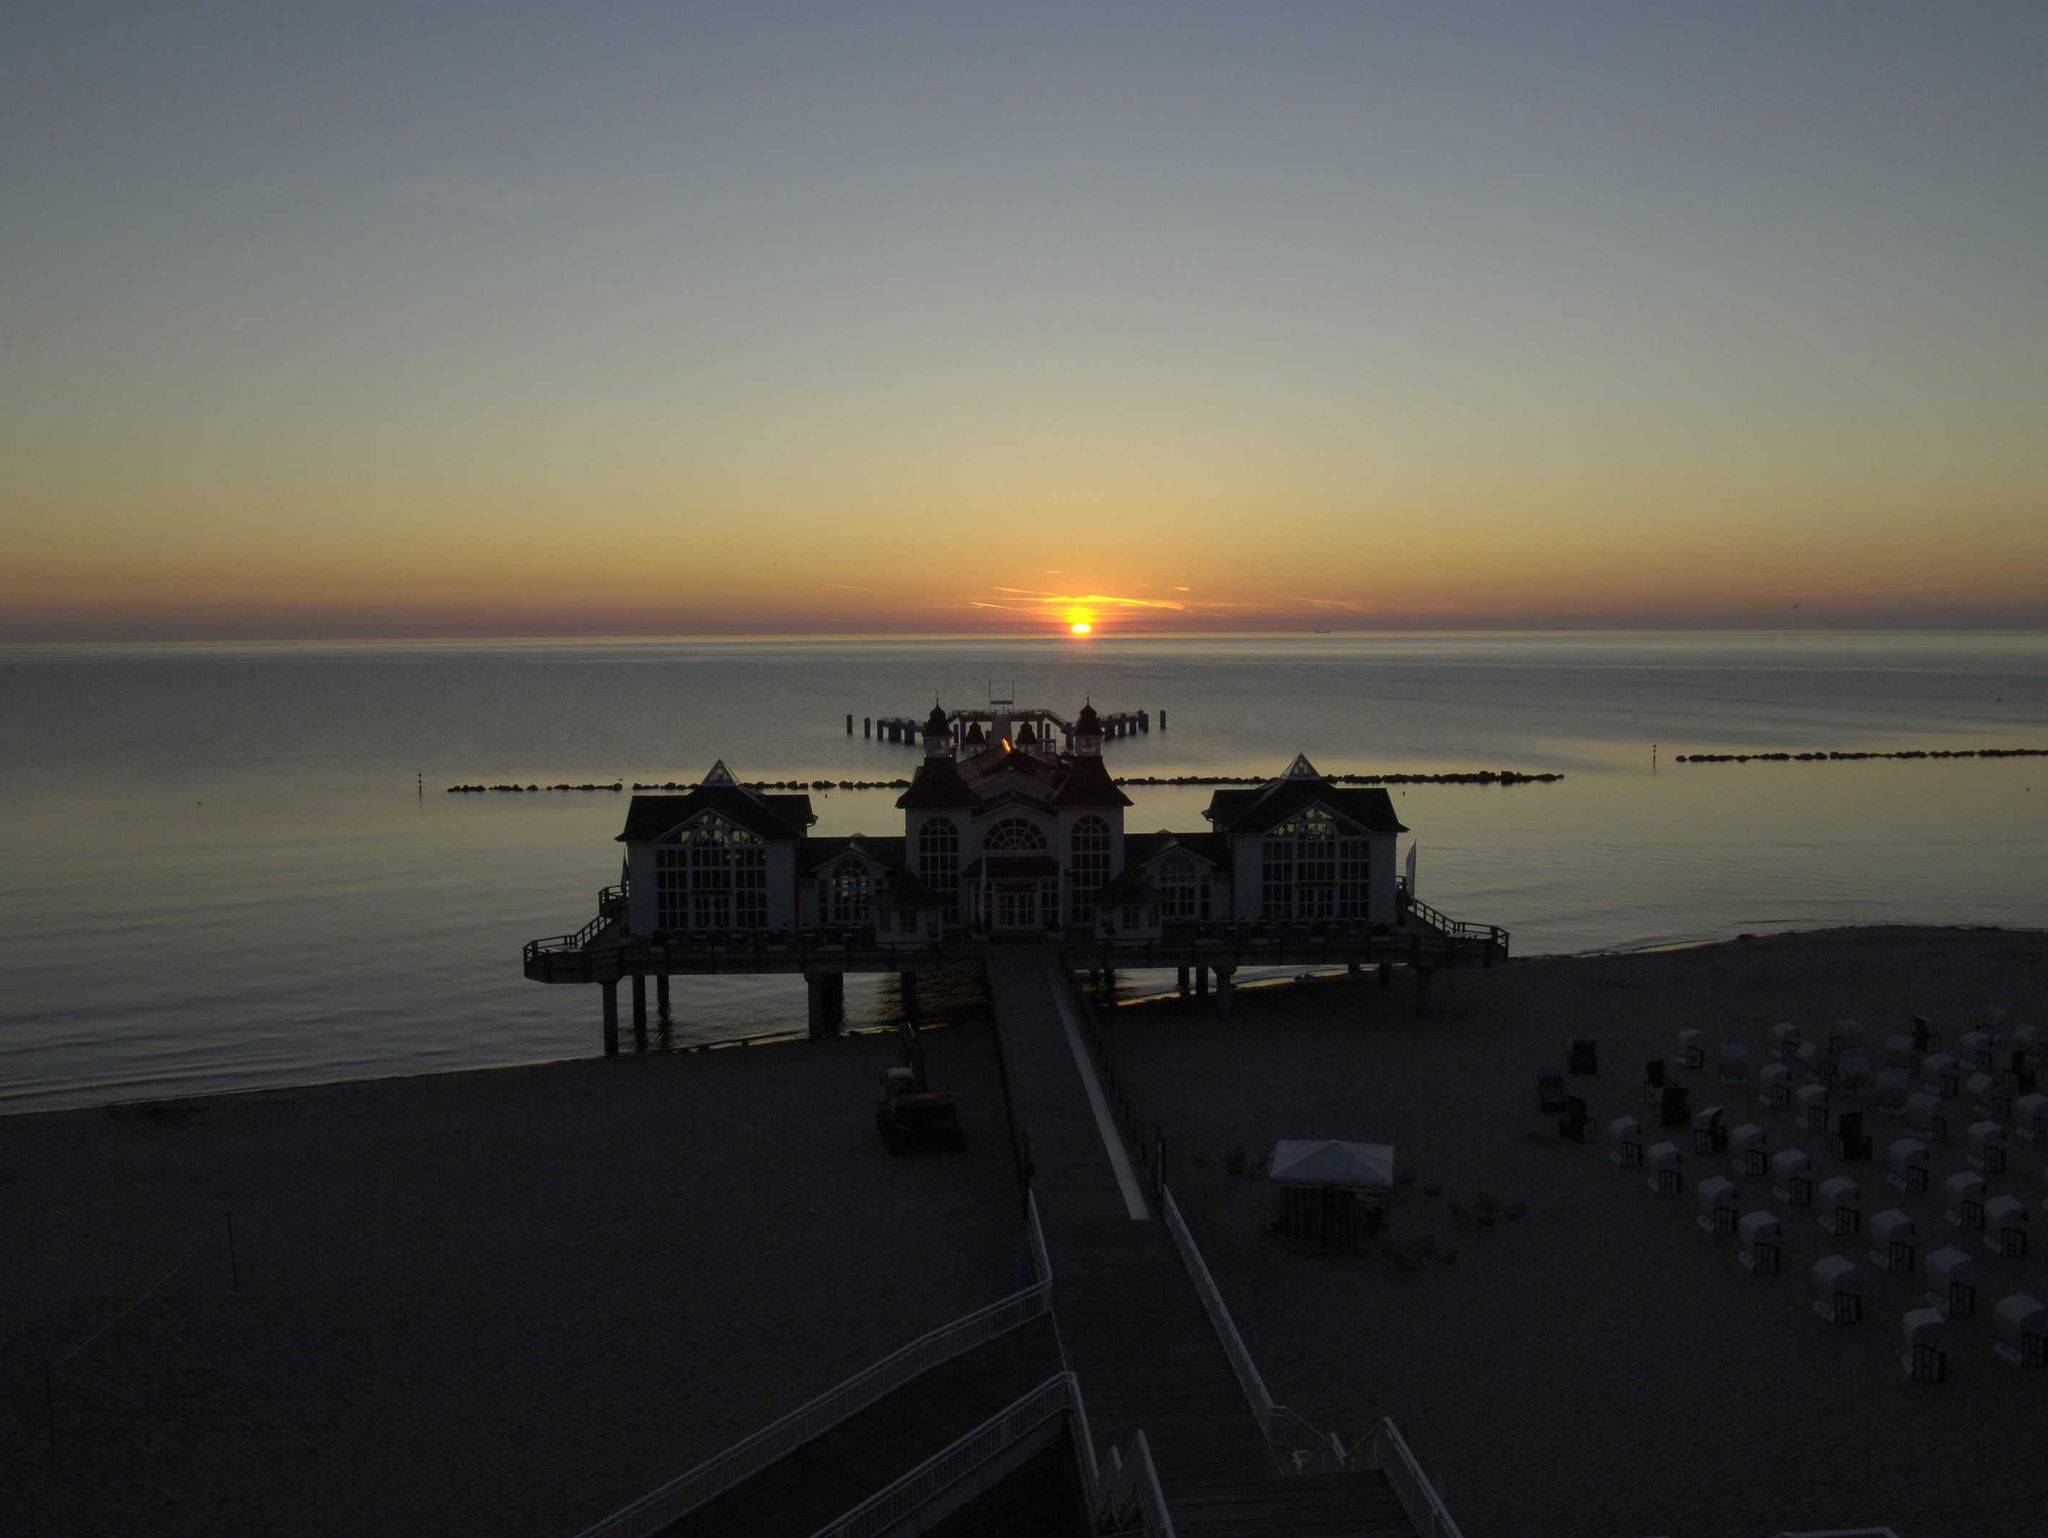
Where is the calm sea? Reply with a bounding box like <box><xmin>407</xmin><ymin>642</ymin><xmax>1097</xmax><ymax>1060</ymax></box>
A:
<box><xmin>2</xmin><ymin>632</ymin><xmax>2044</xmax><ymax>1112</ymax></box>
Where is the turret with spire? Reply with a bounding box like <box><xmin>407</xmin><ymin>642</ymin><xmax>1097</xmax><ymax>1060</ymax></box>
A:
<box><xmin>1073</xmin><ymin>699</ymin><xmax>1103</xmax><ymax>757</ymax></box>
<box><xmin>923</xmin><ymin>701</ymin><xmax>953</xmax><ymax>759</ymax></box>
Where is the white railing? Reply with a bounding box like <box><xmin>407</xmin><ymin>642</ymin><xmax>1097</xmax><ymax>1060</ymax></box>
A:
<box><xmin>1365</xmin><ymin>1418</ymin><xmax>1464</xmax><ymax>1538</ymax></box>
<box><xmin>1091</xmin><ymin>1427</ymin><xmax>1178</xmax><ymax>1538</ymax></box>
<box><xmin>1158</xmin><ymin>1185</ymin><xmax>1345</xmax><ymax>1473</ymax></box>
<box><xmin>810</xmin><ymin>1374</ymin><xmax>1077</xmax><ymax>1538</ymax></box>
<box><xmin>571</xmin><ymin>1195</ymin><xmax>1055</xmax><ymax>1538</ymax></box>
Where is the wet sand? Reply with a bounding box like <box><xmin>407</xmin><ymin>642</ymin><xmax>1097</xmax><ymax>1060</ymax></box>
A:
<box><xmin>0</xmin><ymin>1025</ymin><xmax>1020</xmax><ymax>1538</ymax></box>
<box><xmin>1107</xmin><ymin>926</ymin><xmax>2048</xmax><ymax>1538</ymax></box>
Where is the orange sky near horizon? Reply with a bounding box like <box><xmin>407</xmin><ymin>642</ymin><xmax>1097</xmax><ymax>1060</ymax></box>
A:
<box><xmin>5</xmin><ymin>5</ymin><xmax>2047</xmax><ymax>641</ymax></box>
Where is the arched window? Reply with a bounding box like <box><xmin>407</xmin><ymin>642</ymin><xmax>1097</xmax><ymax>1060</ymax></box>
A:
<box><xmin>1069</xmin><ymin>815</ymin><xmax>1110</xmax><ymax>920</ymax></box>
<box><xmin>918</xmin><ymin>818</ymin><xmax>959</xmax><ymax>895</ymax></box>
<box><xmin>656</xmin><ymin>813</ymin><xmax>767</xmax><ymax>931</ymax></box>
<box><xmin>1261</xmin><ymin>806</ymin><xmax>1368</xmax><ymax>920</ymax></box>
<box><xmin>818</xmin><ymin>857</ymin><xmax>872</xmax><ymax>925</ymax></box>
<box><xmin>984</xmin><ymin>819</ymin><xmax>1048</xmax><ymax>851</ymax></box>
<box><xmin>1155</xmin><ymin>852</ymin><xmax>1209</xmax><ymax>921</ymax></box>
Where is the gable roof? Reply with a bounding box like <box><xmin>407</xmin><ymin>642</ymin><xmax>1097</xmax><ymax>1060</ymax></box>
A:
<box><xmin>798</xmin><ymin>834</ymin><xmax>904</xmax><ymax>875</ymax></box>
<box><xmin>1204</xmin><ymin>772</ymin><xmax>1406</xmax><ymax>836</ymax></box>
<box><xmin>1124</xmin><ymin>829</ymin><xmax>1231</xmax><ymax>869</ymax></box>
<box><xmin>1050</xmin><ymin>754</ymin><xmax>1132</xmax><ymax>808</ymax></box>
<box><xmin>896</xmin><ymin>757</ymin><xmax>979</xmax><ymax>809</ymax></box>
<box><xmin>617</xmin><ymin>780</ymin><xmax>815</xmax><ymax>842</ymax></box>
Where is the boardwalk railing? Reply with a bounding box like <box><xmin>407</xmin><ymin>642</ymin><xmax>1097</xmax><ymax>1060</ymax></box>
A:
<box><xmin>1398</xmin><ymin>884</ymin><xmax>1509</xmax><ymax>955</ymax></box>
<box><xmin>1158</xmin><ymin>1185</ymin><xmax>1345</xmax><ymax>1475</ymax></box>
<box><xmin>1361</xmin><ymin>1417</ymin><xmax>1465</xmax><ymax>1538</ymax></box>
<box><xmin>570</xmin><ymin>1195</ymin><xmax>1055</xmax><ymax>1538</ymax></box>
<box><xmin>1090</xmin><ymin>1427</ymin><xmax>1178</xmax><ymax>1538</ymax></box>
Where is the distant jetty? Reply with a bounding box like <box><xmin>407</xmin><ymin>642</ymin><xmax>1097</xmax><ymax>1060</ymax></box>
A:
<box><xmin>446</xmin><ymin>768</ymin><xmax>1563</xmax><ymax>793</ymax></box>
<box><xmin>1675</xmin><ymin>746</ymin><xmax>2047</xmax><ymax>764</ymax></box>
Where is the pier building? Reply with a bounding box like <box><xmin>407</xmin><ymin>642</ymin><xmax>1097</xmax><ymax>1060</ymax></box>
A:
<box><xmin>526</xmin><ymin>700</ymin><xmax>1508</xmax><ymax>1049</ymax></box>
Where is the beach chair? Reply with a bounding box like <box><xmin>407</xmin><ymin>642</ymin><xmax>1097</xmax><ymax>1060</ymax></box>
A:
<box><xmin>1537</xmin><ymin>1071</ymin><xmax>1567</xmax><ymax>1114</ymax></box>
<box><xmin>1901</xmin><ymin>1306</ymin><xmax>1951</xmax><ymax>1382</ymax></box>
<box><xmin>1677</xmin><ymin>1028</ymin><xmax>1705</xmax><ymax>1071</ymax></box>
<box><xmin>1924</xmin><ymin>1245</ymin><xmax>1979</xmax><ymax>1318</ymax></box>
<box><xmin>2009</xmin><ymin>1023</ymin><xmax>2040</xmax><ymax>1057</ymax></box>
<box><xmin>1968</xmin><ymin>1071</ymin><xmax>2011</xmax><ymax>1120</ymax></box>
<box><xmin>1992</xmin><ymin>1293</ymin><xmax>2047</xmax><ymax>1368</ymax></box>
<box><xmin>1568</xmin><ymin>1038</ymin><xmax>1598</xmax><ymax>1075</ymax></box>
<box><xmin>1910</xmin><ymin>1015</ymin><xmax>1937</xmax><ymax>1055</ymax></box>
<box><xmin>1692</xmin><ymin>1105</ymin><xmax>1727</xmax><ymax>1153</ymax></box>
<box><xmin>1718</xmin><ymin>1042</ymin><xmax>1751</xmax><ymax>1086</ymax></box>
<box><xmin>1832</xmin><ymin>1110</ymin><xmax>1871</xmax><ymax>1162</ymax></box>
<box><xmin>1797</xmin><ymin>1039</ymin><xmax>1835</xmax><ymax>1086</ymax></box>
<box><xmin>1558</xmin><ymin>1094</ymin><xmax>1592</xmax><ymax>1143</ymax></box>
<box><xmin>1818</xmin><ymin>1175</ymin><xmax>1863</xmax><ymax>1237</ymax></box>
<box><xmin>1870</xmin><ymin>1208</ymin><xmax>1917</xmax><ymax>1273</ymax></box>
<box><xmin>1882</xmin><ymin>1032</ymin><xmax>1919</xmax><ymax>1071</ymax></box>
<box><xmin>1657</xmin><ymin>1082</ymin><xmax>1691</xmax><ymax>1128</ymax></box>
<box><xmin>1770</xmin><ymin>1020</ymin><xmax>1803</xmax><ymax>1064</ymax></box>
<box><xmin>1997</xmin><ymin>1050</ymin><xmax>2036</xmax><ymax>1096</ymax></box>
<box><xmin>1728</xmin><ymin>1122</ymin><xmax>1769</xmax><ymax>1178</ymax></box>
<box><xmin>1967</xmin><ymin>1120</ymin><xmax>2009</xmax><ymax>1176</ymax></box>
<box><xmin>1641</xmin><ymin>1057</ymin><xmax>1667</xmax><ymax>1092</ymax></box>
<box><xmin>1982</xmin><ymin>1195</ymin><xmax>2029</xmax><ymax>1259</ymax></box>
<box><xmin>1836</xmin><ymin>1052</ymin><xmax>1873</xmax><ymax>1099</ymax></box>
<box><xmin>1770</xmin><ymin>1147</ymin><xmax>1814</xmax><ymax>1206</ymax></box>
<box><xmin>1739</xmin><ymin>1209</ymin><xmax>1782</xmax><ymax>1275</ymax></box>
<box><xmin>1696</xmin><ymin>1175</ymin><xmax>1738</xmax><ymax>1235</ymax></box>
<box><xmin>1759</xmin><ymin>1062</ymin><xmax>1793</xmax><ymax>1108</ymax></box>
<box><xmin>1608</xmin><ymin>1116</ymin><xmax>1642</xmax><ymax>1167</ymax></box>
<box><xmin>1811</xmin><ymin>1255</ymin><xmax>1863</xmax><ymax>1325</ymax></box>
<box><xmin>1794</xmin><ymin>1084</ymin><xmax>1831</xmax><ymax>1135</ymax></box>
<box><xmin>2015</xmin><ymin>1093</ymin><xmax>2048</xmax><ymax>1143</ymax></box>
<box><xmin>1905</xmin><ymin>1092</ymin><xmax>1948</xmax><ymax>1142</ymax></box>
<box><xmin>1923</xmin><ymin>1053</ymin><xmax>1961</xmax><ymax>1098</ymax></box>
<box><xmin>1874</xmin><ymin>1069</ymin><xmax>1912</xmax><ymax>1117</ymax></box>
<box><xmin>1829</xmin><ymin>1018</ymin><xmax>1866</xmax><ymax>1057</ymax></box>
<box><xmin>1885</xmin><ymin>1138</ymin><xmax>1930</xmax><ymax>1195</ymax></box>
<box><xmin>1962</xmin><ymin>1029</ymin><xmax>1998</xmax><ymax>1072</ymax></box>
<box><xmin>1645</xmin><ymin>1140</ymin><xmax>1684</xmax><ymax>1196</ymax></box>
<box><xmin>1943</xmin><ymin>1171</ymin><xmax>1988</xmax><ymax>1231</ymax></box>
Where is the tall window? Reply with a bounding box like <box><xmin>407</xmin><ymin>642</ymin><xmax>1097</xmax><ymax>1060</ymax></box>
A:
<box><xmin>918</xmin><ymin>818</ymin><xmax>959</xmax><ymax>895</ymax></box>
<box><xmin>1069</xmin><ymin>816</ymin><xmax>1110</xmax><ymax>921</ymax></box>
<box><xmin>1155</xmin><ymin>852</ymin><xmax>1210</xmax><ymax>920</ymax></box>
<box><xmin>1261</xmin><ymin>807</ymin><xmax>1368</xmax><ymax>921</ymax></box>
<box><xmin>984</xmin><ymin>819</ymin><xmax>1047</xmax><ymax>851</ymax></box>
<box><xmin>657</xmin><ymin>814</ymin><xmax>767</xmax><ymax>931</ymax></box>
<box><xmin>818</xmin><ymin>858</ymin><xmax>871</xmax><ymax>925</ymax></box>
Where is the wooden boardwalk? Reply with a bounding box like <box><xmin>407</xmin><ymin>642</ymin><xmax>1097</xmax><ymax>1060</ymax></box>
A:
<box><xmin>986</xmin><ymin>947</ymin><xmax>1415</xmax><ymax>1538</ymax></box>
<box><xmin>665</xmin><ymin>1316</ymin><xmax>1061</xmax><ymax>1537</ymax></box>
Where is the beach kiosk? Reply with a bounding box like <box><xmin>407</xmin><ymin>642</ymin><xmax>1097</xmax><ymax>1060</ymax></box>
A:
<box><xmin>1266</xmin><ymin>1139</ymin><xmax>1393</xmax><ymax>1254</ymax></box>
<box><xmin>1696</xmin><ymin>1175</ymin><xmax>1738</xmax><ymax>1234</ymax></box>
<box><xmin>1794</xmin><ymin>1084</ymin><xmax>1830</xmax><ymax>1135</ymax></box>
<box><xmin>1870</xmin><ymin>1209</ymin><xmax>1918</xmax><ymax>1273</ymax></box>
<box><xmin>1944</xmin><ymin>1170</ymin><xmax>1988</xmax><ymax>1231</ymax></box>
<box><xmin>1967</xmin><ymin>1121</ymin><xmax>2009</xmax><ymax>1176</ymax></box>
<box><xmin>1770</xmin><ymin>1148</ymin><xmax>1814</xmax><ymax>1206</ymax></box>
<box><xmin>1886</xmin><ymin>1138</ymin><xmax>1930</xmax><ymax>1194</ymax></box>
<box><xmin>1759</xmin><ymin>1062</ymin><xmax>1793</xmax><ymax>1108</ymax></box>
<box><xmin>2017</xmin><ymin>1093</ymin><xmax>2048</xmax><ymax>1143</ymax></box>
<box><xmin>1992</xmin><ymin>1294</ymin><xmax>2047</xmax><ymax>1369</ymax></box>
<box><xmin>1924</xmin><ymin>1246</ymin><xmax>1979</xmax><ymax>1318</ymax></box>
<box><xmin>1812</xmin><ymin>1255</ymin><xmax>1863</xmax><ymax>1325</ymax></box>
<box><xmin>1982</xmin><ymin>1195</ymin><xmax>2029</xmax><ymax>1259</ymax></box>
<box><xmin>1728</xmin><ymin>1123</ymin><xmax>1769</xmax><ymax>1178</ymax></box>
<box><xmin>1901</xmin><ymin>1307</ymin><xmax>1951</xmax><ymax>1382</ymax></box>
<box><xmin>1739</xmin><ymin>1210</ymin><xmax>1782</xmax><ymax>1275</ymax></box>
<box><xmin>1645</xmin><ymin>1140</ymin><xmax>1684</xmax><ymax>1197</ymax></box>
<box><xmin>1817</xmin><ymin>1176</ymin><xmax>1863</xmax><ymax>1237</ymax></box>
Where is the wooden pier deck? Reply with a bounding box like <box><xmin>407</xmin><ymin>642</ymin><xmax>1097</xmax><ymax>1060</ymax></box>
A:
<box><xmin>985</xmin><ymin>947</ymin><xmax>1415</xmax><ymax>1537</ymax></box>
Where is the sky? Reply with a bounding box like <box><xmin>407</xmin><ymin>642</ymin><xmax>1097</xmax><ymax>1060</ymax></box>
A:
<box><xmin>4</xmin><ymin>2</ymin><xmax>2046</xmax><ymax>640</ymax></box>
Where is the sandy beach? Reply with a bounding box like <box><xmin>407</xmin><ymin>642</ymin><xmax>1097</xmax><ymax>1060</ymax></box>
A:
<box><xmin>5</xmin><ymin>926</ymin><xmax>2044</xmax><ymax>1538</ymax></box>
<box><xmin>1</xmin><ymin>1026</ymin><xmax>1020</xmax><ymax>1537</ymax></box>
<box><xmin>1107</xmin><ymin>926</ymin><xmax>2048</xmax><ymax>1538</ymax></box>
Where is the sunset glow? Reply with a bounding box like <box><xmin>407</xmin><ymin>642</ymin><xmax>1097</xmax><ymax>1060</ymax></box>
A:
<box><xmin>3</xmin><ymin>6</ymin><xmax>2045</xmax><ymax>639</ymax></box>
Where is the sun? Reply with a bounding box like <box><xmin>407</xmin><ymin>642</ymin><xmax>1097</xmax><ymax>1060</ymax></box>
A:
<box><xmin>1069</xmin><ymin>621</ymin><xmax>1092</xmax><ymax>636</ymax></box>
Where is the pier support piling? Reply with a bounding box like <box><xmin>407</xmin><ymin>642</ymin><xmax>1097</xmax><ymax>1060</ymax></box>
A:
<box><xmin>600</xmin><ymin>980</ymin><xmax>619</xmax><ymax>1057</ymax></box>
<box><xmin>845</xmin><ymin>713</ymin><xmax>853</xmax><ymax>734</ymax></box>
<box><xmin>1176</xmin><ymin>965</ymin><xmax>1190</xmax><ymax>995</ymax></box>
<box><xmin>1194</xmin><ymin>965</ymin><xmax>1208</xmax><ymax>999</ymax></box>
<box><xmin>899</xmin><ymin>971</ymin><xmax>918</xmax><ymax>1025</ymax></box>
<box><xmin>1213</xmin><ymin>965</ymin><xmax>1236</xmax><ymax>1020</ymax></box>
<box><xmin>1414</xmin><ymin>967</ymin><xmax>1437</xmax><ymax>1021</ymax></box>
<box><xmin>656</xmin><ymin>972</ymin><xmax>671</xmax><ymax>1023</ymax></box>
<box><xmin>806</xmin><ymin>974</ymin><xmax>845</xmax><ymax>1039</ymax></box>
<box><xmin>631</xmin><ymin>974</ymin><xmax>648</xmax><ymax>1050</ymax></box>
<box><xmin>1379</xmin><ymin>961</ymin><xmax>1393</xmax><ymax>990</ymax></box>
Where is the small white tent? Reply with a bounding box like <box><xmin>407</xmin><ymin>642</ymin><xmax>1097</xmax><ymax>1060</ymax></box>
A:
<box><xmin>1268</xmin><ymin>1139</ymin><xmax>1394</xmax><ymax>1253</ymax></box>
<box><xmin>1269</xmin><ymin>1139</ymin><xmax>1396</xmax><ymax>1190</ymax></box>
